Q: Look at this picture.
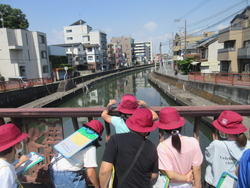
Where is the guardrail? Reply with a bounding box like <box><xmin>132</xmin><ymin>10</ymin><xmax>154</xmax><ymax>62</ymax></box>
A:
<box><xmin>188</xmin><ymin>72</ymin><xmax>250</xmax><ymax>87</ymax></box>
<box><xmin>0</xmin><ymin>105</ymin><xmax>250</xmax><ymax>184</ymax></box>
<box><xmin>0</xmin><ymin>77</ymin><xmax>53</xmax><ymax>92</ymax></box>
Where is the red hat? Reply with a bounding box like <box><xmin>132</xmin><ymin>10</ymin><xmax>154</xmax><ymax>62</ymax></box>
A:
<box><xmin>213</xmin><ymin>111</ymin><xmax>247</xmax><ymax>134</ymax></box>
<box><xmin>85</xmin><ymin>120</ymin><xmax>104</xmax><ymax>140</ymax></box>
<box><xmin>0</xmin><ymin>123</ymin><xmax>28</xmax><ymax>152</ymax></box>
<box><xmin>154</xmin><ymin>107</ymin><xmax>185</xmax><ymax>130</ymax></box>
<box><xmin>117</xmin><ymin>94</ymin><xmax>139</xmax><ymax>114</ymax></box>
<box><xmin>126</xmin><ymin>108</ymin><xmax>156</xmax><ymax>132</ymax></box>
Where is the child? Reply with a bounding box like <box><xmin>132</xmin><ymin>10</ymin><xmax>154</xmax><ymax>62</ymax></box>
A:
<box><xmin>0</xmin><ymin>123</ymin><xmax>29</xmax><ymax>188</ymax></box>
<box><xmin>49</xmin><ymin>120</ymin><xmax>104</xmax><ymax>188</ymax></box>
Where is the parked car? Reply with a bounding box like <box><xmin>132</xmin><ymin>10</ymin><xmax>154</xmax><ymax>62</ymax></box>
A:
<box><xmin>8</xmin><ymin>76</ymin><xmax>30</xmax><ymax>88</ymax></box>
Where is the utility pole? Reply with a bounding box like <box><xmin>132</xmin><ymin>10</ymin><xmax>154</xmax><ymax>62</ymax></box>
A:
<box><xmin>160</xmin><ymin>42</ymin><xmax>162</xmax><ymax>72</ymax></box>
<box><xmin>184</xmin><ymin>19</ymin><xmax>187</xmax><ymax>59</ymax></box>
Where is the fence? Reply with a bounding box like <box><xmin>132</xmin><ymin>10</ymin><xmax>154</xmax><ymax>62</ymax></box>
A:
<box><xmin>188</xmin><ymin>72</ymin><xmax>250</xmax><ymax>87</ymax></box>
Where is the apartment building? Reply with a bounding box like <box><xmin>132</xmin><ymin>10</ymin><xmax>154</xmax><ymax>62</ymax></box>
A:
<box><xmin>134</xmin><ymin>41</ymin><xmax>153</xmax><ymax>64</ymax></box>
<box><xmin>0</xmin><ymin>28</ymin><xmax>51</xmax><ymax>80</ymax></box>
<box><xmin>111</xmin><ymin>36</ymin><xmax>135</xmax><ymax>66</ymax></box>
<box><xmin>218</xmin><ymin>6</ymin><xmax>250</xmax><ymax>73</ymax></box>
<box><xmin>63</xmin><ymin>20</ymin><xmax>108</xmax><ymax>71</ymax></box>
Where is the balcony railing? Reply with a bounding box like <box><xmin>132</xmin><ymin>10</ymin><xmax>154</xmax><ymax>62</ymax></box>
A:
<box><xmin>238</xmin><ymin>47</ymin><xmax>250</xmax><ymax>59</ymax></box>
<box><xmin>1</xmin><ymin>105</ymin><xmax>250</xmax><ymax>184</ymax></box>
<box><xmin>218</xmin><ymin>47</ymin><xmax>235</xmax><ymax>53</ymax></box>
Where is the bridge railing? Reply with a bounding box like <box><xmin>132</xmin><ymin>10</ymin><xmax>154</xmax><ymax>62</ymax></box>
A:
<box><xmin>188</xmin><ymin>72</ymin><xmax>250</xmax><ymax>87</ymax></box>
<box><xmin>0</xmin><ymin>105</ymin><xmax>250</xmax><ymax>184</ymax></box>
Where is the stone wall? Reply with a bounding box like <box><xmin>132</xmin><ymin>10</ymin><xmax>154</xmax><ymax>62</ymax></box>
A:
<box><xmin>153</xmin><ymin>72</ymin><xmax>250</xmax><ymax>105</ymax></box>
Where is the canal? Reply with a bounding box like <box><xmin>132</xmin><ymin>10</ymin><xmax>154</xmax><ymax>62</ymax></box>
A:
<box><xmin>55</xmin><ymin>67</ymin><xmax>213</xmax><ymax>179</ymax></box>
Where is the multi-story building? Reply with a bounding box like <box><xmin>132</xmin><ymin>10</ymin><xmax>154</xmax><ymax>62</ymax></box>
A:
<box><xmin>134</xmin><ymin>41</ymin><xmax>153</xmax><ymax>64</ymax></box>
<box><xmin>173</xmin><ymin>31</ymin><xmax>215</xmax><ymax>69</ymax></box>
<box><xmin>218</xmin><ymin>6</ymin><xmax>250</xmax><ymax>73</ymax></box>
<box><xmin>63</xmin><ymin>20</ymin><xmax>108</xmax><ymax>71</ymax></box>
<box><xmin>0</xmin><ymin>28</ymin><xmax>51</xmax><ymax>80</ymax></box>
<box><xmin>111</xmin><ymin>36</ymin><xmax>135</xmax><ymax>66</ymax></box>
<box><xmin>196</xmin><ymin>34</ymin><xmax>223</xmax><ymax>73</ymax></box>
<box><xmin>107</xmin><ymin>43</ymin><xmax>116</xmax><ymax>69</ymax></box>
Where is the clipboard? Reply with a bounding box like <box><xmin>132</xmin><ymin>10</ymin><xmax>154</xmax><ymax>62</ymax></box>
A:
<box><xmin>13</xmin><ymin>152</ymin><xmax>44</xmax><ymax>175</ymax></box>
<box><xmin>54</xmin><ymin>126</ymin><xmax>98</xmax><ymax>159</ymax></box>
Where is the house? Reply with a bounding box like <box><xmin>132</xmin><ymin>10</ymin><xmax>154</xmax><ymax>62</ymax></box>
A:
<box><xmin>196</xmin><ymin>34</ymin><xmax>223</xmax><ymax>73</ymax></box>
<box><xmin>0</xmin><ymin>28</ymin><xmax>51</xmax><ymax>80</ymax></box>
<box><xmin>217</xmin><ymin>6</ymin><xmax>250</xmax><ymax>73</ymax></box>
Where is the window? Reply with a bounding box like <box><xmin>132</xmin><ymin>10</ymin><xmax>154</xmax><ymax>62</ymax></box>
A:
<box><xmin>39</xmin><ymin>35</ymin><xmax>45</xmax><ymax>43</ymax></box>
<box><xmin>43</xmin><ymin>65</ymin><xmax>49</xmax><ymax>73</ymax></box>
<box><xmin>224</xmin><ymin>41</ymin><xmax>235</xmax><ymax>48</ymax></box>
<box><xmin>66</xmin><ymin>29</ymin><xmax>72</xmax><ymax>33</ymax></box>
<box><xmin>67</xmin><ymin>37</ymin><xmax>73</xmax><ymax>40</ymax></box>
<box><xmin>201</xmin><ymin>49</ymin><xmax>206</xmax><ymax>59</ymax></box>
<box><xmin>88</xmin><ymin>56</ymin><xmax>93</xmax><ymax>60</ymax></box>
<box><xmin>87</xmin><ymin>47</ymin><xmax>92</xmax><ymax>52</ymax></box>
<box><xmin>96</xmin><ymin>56</ymin><xmax>99</xmax><ymax>60</ymax></box>
<box><xmin>243</xmin><ymin>40</ymin><xmax>250</xmax><ymax>48</ymax></box>
<box><xmin>41</xmin><ymin>51</ymin><xmax>47</xmax><ymax>58</ymax></box>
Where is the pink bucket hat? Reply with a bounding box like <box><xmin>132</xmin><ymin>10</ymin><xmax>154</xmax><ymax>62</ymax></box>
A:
<box><xmin>213</xmin><ymin>111</ymin><xmax>247</xmax><ymax>134</ymax></box>
<box><xmin>154</xmin><ymin>107</ymin><xmax>185</xmax><ymax>130</ymax></box>
<box><xmin>85</xmin><ymin>120</ymin><xmax>104</xmax><ymax>140</ymax></box>
<box><xmin>126</xmin><ymin>108</ymin><xmax>156</xmax><ymax>132</ymax></box>
<box><xmin>0</xmin><ymin>123</ymin><xmax>28</xmax><ymax>152</ymax></box>
<box><xmin>117</xmin><ymin>94</ymin><xmax>139</xmax><ymax>114</ymax></box>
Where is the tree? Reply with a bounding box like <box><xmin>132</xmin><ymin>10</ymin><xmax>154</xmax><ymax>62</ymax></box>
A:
<box><xmin>177</xmin><ymin>57</ymin><xmax>194</xmax><ymax>75</ymax></box>
<box><xmin>0</xmin><ymin>4</ymin><xmax>29</xmax><ymax>29</ymax></box>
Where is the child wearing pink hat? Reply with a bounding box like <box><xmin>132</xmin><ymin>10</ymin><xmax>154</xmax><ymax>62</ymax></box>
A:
<box><xmin>203</xmin><ymin>111</ymin><xmax>250</xmax><ymax>188</ymax></box>
<box><xmin>154</xmin><ymin>107</ymin><xmax>203</xmax><ymax>188</ymax></box>
<box><xmin>50</xmin><ymin>120</ymin><xmax>104</xmax><ymax>188</ymax></box>
<box><xmin>0</xmin><ymin>123</ymin><xmax>29</xmax><ymax>188</ymax></box>
<box><xmin>101</xmin><ymin>94</ymin><xmax>158</xmax><ymax>134</ymax></box>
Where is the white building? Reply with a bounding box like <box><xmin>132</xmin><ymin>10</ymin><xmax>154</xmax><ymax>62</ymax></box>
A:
<box><xmin>0</xmin><ymin>28</ymin><xmax>51</xmax><ymax>80</ymax></box>
<box><xmin>63</xmin><ymin>20</ymin><xmax>108</xmax><ymax>70</ymax></box>
<box><xmin>134</xmin><ymin>41</ymin><xmax>153</xmax><ymax>64</ymax></box>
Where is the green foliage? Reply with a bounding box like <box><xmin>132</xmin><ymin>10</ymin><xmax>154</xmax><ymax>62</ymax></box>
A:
<box><xmin>49</xmin><ymin>56</ymin><xmax>69</xmax><ymax>68</ymax></box>
<box><xmin>0</xmin><ymin>75</ymin><xmax>5</xmax><ymax>81</ymax></box>
<box><xmin>0</xmin><ymin>4</ymin><xmax>29</xmax><ymax>29</ymax></box>
<box><xmin>177</xmin><ymin>57</ymin><xmax>194</xmax><ymax>75</ymax></box>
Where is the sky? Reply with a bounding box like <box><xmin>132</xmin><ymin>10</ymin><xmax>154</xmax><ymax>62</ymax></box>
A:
<box><xmin>1</xmin><ymin>0</ymin><xmax>249</xmax><ymax>54</ymax></box>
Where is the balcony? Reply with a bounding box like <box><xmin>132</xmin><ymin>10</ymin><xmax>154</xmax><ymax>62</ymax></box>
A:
<box><xmin>218</xmin><ymin>48</ymin><xmax>235</xmax><ymax>61</ymax></box>
<box><xmin>238</xmin><ymin>47</ymin><xmax>250</xmax><ymax>59</ymax></box>
<box><xmin>1</xmin><ymin>105</ymin><xmax>250</xmax><ymax>185</ymax></box>
<box><xmin>219</xmin><ymin>26</ymin><xmax>243</xmax><ymax>34</ymax></box>
<box><xmin>9</xmin><ymin>45</ymin><xmax>23</xmax><ymax>50</ymax></box>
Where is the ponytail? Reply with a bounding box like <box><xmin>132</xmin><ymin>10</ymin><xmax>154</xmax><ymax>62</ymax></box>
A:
<box><xmin>235</xmin><ymin>133</ymin><xmax>247</xmax><ymax>147</ymax></box>
<box><xmin>165</xmin><ymin>127</ymin><xmax>182</xmax><ymax>153</ymax></box>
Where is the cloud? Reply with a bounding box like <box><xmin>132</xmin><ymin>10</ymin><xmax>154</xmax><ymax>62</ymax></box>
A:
<box><xmin>143</xmin><ymin>21</ymin><xmax>158</xmax><ymax>32</ymax></box>
<box><xmin>47</xmin><ymin>29</ymin><xmax>64</xmax><ymax>45</ymax></box>
<box><xmin>217</xmin><ymin>24</ymin><xmax>229</xmax><ymax>30</ymax></box>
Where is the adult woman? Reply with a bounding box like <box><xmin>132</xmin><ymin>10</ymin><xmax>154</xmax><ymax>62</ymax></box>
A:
<box><xmin>203</xmin><ymin>110</ymin><xmax>250</xmax><ymax>188</ymax></box>
<box><xmin>101</xmin><ymin>94</ymin><xmax>158</xmax><ymax>134</ymax></box>
<box><xmin>155</xmin><ymin>107</ymin><xmax>203</xmax><ymax>188</ymax></box>
<box><xmin>49</xmin><ymin>120</ymin><xmax>104</xmax><ymax>188</ymax></box>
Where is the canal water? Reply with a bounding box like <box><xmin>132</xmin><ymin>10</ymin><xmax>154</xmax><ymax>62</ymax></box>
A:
<box><xmin>57</xmin><ymin>67</ymin><xmax>213</xmax><ymax>179</ymax></box>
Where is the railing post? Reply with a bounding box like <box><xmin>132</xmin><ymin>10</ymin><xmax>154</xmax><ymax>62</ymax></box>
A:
<box><xmin>232</xmin><ymin>74</ymin><xmax>235</xmax><ymax>86</ymax></box>
<box><xmin>71</xmin><ymin>117</ymin><xmax>79</xmax><ymax>131</ymax></box>
<box><xmin>194</xmin><ymin>117</ymin><xmax>201</xmax><ymax>142</ymax></box>
<box><xmin>105</xmin><ymin>121</ymin><xmax>110</xmax><ymax>143</ymax></box>
<box><xmin>215</xmin><ymin>73</ymin><xmax>218</xmax><ymax>84</ymax></box>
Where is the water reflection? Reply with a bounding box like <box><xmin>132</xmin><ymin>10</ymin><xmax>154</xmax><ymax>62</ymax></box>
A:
<box><xmin>57</xmin><ymin>67</ymin><xmax>212</xmax><ymax>178</ymax></box>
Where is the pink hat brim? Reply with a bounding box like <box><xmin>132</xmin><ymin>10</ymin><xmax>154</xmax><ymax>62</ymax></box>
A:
<box><xmin>213</xmin><ymin>120</ymin><xmax>247</xmax><ymax>134</ymax></box>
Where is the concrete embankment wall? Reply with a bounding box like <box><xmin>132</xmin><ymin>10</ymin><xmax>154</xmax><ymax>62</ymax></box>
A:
<box><xmin>153</xmin><ymin>72</ymin><xmax>250</xmax><ymax>105</ymax></box>
<box><xmin>0</xmin><ymin>65</ymin><xmax>154</xmax><ymax>108</ymax></box>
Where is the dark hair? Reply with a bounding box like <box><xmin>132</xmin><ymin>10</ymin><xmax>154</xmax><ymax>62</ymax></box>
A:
<box><xmin>119</xmin><ymin>112</ymin><xmax>132</xmax><ymax>121</ymax></box>
<box><xmin>235</xmin><ymin>133</ymin><xmax>247</xmax><ymax>147</ymax></box>
<box><xmin>0</xmin><ymin>146</ymin><xmax>13</xmax><ymax>157</ymax></box>
<box><xmin>165</xmin><ymin>127</ymin><xmax>182</xmax><ymax>153</ymax></box>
